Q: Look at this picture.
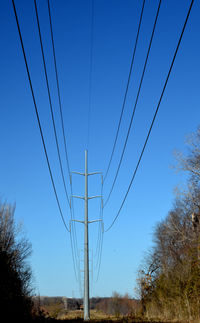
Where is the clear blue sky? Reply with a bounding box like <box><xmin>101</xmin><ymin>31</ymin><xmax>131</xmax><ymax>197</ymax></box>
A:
<box><xmin>0</xmin><ymin>0</ymin><xmax>199</xmax><ymax>298</ymax></box>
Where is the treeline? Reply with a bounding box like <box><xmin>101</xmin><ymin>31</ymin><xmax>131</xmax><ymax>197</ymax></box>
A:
<box><xmin>33</xmin><ymin>294</ymin><xmax>139</xmax><ymax>317</ymax></box>
<box><xmin>137</xmin><ymin>127</ymin><xmax>200</xmax><ymax>321</ymax></box>
<box><xmin>95</xmin><ymin>293</ymin><xmax>139</xmax><ymax>317</ymax></box>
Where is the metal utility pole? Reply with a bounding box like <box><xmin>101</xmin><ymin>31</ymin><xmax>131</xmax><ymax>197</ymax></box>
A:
<box><xmin>71</xmin><ymin>150</ymin><xmax>102</xmax><ymax>321</ymax></box>
<box><xmin>84</xmin><ymin>150</ymin><xmax>89</xmax><ymax>320</ymax></box>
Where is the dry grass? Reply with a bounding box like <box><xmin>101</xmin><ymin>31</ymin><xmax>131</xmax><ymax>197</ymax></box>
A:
<box><xmin>39</xmin><ymin>304</ymin><xmax>184</xmax><ymax>323</ymax></box>
<box><xmin>46</xmin><ymin>309</ymin><xmax>182</xmax><ymax>322</ymax></box>
<box><xmin>55</xmin><ymin>309</ymin><xmax>123</xmax><ymax>321</ymax></box>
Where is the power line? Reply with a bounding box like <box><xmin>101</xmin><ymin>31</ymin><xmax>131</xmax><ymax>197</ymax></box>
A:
<box><xmin>96</xmin><ymin>231</ymin><xmax>104</xmax><ymax>282</ymax></box>
<box><xmin>96</xmin><ymin>0</ymin><xmax>145</xmax><ymax>283</ymax></box>
<box><xmin>13</xmin><ymin>0</ymin><xmax>80</xmax><ymax>288</ymax></box>
<box><xmin>69</xmin><ymin>229</ymin><xmax>78</xmax><ymax>282</ymax></box>
<box><xmin>35</xmin><ymin>0</ymin><xmax>81</xmax><ymax>288</ymax></box>
<box><xmin>11</xmin><ymin>0</ymin><xmax>69</xmax><ymax>232</ymax></box>
<box><xmin>95</xmin><ymin>180</ymin><xmax>104</xmax><ymax>281</ymax></box>
<box><xmin>105</xmin><ymin>0</ymin><xmax>194</xmax><ymax>232</ymax></box>
<box><xmin>46</xmin><ymin>0</ymin><xmax>71</xmax><ymax>178</ymax></box>
<box><xmin>69</xmin><ymin>192</ymin><xmax>82</xmax><ymax>287</ymax></box>
<box><xmin>95</xmin><ymin>199</ymin><xmax>104</xmax><ymax>282</ymax></box>
<box><xmin>69</xmin><ymin>178</ymin><xmax>83</xmax><ymax>293</ymax></box>
<box><xmin>103</xmin><ymin>0</ymin><xmax>146</xmax><ymax>183</ymax></box>
<box><xmin>95</xmin><ymin>177</ymin><xmax>103</xmax><ymax>256</ymax></box>
<box><xmin>46</xmin><ymin>0</ymin><xmax>80</xmax><ymax>288</ymax></box>
<box><xmin>103</xmin><ymin>0</ymin><xmax>162</xmax><ymax>208</ymax></box>
<box><xmin>34</xmin><ymin>0</ymin><xmax>70</xmax><ymax>207</ymax></box>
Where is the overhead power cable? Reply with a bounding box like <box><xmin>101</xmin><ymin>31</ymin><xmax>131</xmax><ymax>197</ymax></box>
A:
<box><xmin>34</xmin><ymin>0</ymin><xmax>70</xmax><ymax>207</ymax></box>
<box><xmin>46</xmin><ymin>0</ymin><xmax>71</xmax><ymax>178</ymax></box>
<box><xmin>96</xmin><ymin>232</ymin><xmax>104</xmax><ymax>282</ymax></box>
<box><xmin>96</xmin><ymin>0</ymin><xmax>145</xmax><ymax>282</ymax></box>
<box><xmin>46</xmin><ymin>0</ymin><xmax>80</xmax><ymax>287</ymax></box>
<box><xmin>11</xmin><ymin>0</ymin><xmax>69</xmax><ymax>232</ymax></box>
<box><xmin>103</xmin><ymin>0</ymin><xmax>146</xmax><ymax>183</ymax></box>
<box><xmin>105</xmin><ymin>0</ymin><xmax>194</xmax><ymax>232</ymax></box>
<box><xmin>35</xmin><ymin>0</ymin><xmax>81</xmax><ymax>288</ymax></box>
<box><xmin>95</xmin><ymin>201</ymin><xmax>104</xmax><ymax>283</ymax></box>
<box><xmin>95</xmin><ymin>180</ymin><xmax>104</xmax><ymax>282</ymax></box>
<box><xmin>35</xmin><ymin>0</ymin><xmax>80</xmax><ymax>287</ymax></box>
<box><xmin>103</xmin><ymin>0</ymin><xmax>162</xmax><ymax>208</ymax></box>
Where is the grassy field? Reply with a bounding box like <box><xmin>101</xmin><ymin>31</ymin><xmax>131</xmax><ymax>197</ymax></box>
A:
<box><xmin>36</xmin><ymin>308</ymin><xmax>185</xmax><ymax>323</ymax></box>
<box><xmin>36</xmin><ymin>304</ymin><xmax>183</xmax><ymax>323</ymax></box>
<box><xmin>54</xmin><ymin>309</ymin><xmax>131</xmax><ymax>321</ymax></box>
<box><xmin>40</xmin><ymin>308</ymin><xmax>128</xmax><ymax>321</ymax></box>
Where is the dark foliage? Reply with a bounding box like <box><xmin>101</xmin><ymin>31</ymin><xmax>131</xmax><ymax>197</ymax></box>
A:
<box><xmin>0</xmin><ymin>202</ymin><xmax>33</xmax><ymax>322</ymax></box>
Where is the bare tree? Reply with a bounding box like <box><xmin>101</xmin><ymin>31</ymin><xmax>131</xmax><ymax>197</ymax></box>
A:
<box><xmin>136</xmin><ymin>127</ymin><xmax>200</xmax><ymax>321</ymax></box>
<box><xmin>0</xmin><ymin>202</ymin><xmax>33</xmax><ymax>321</ymax></box>
<box><xmin>174</xmin><ymin>126</ymin><xmax>200</xmax><ymax>180</ymax></box>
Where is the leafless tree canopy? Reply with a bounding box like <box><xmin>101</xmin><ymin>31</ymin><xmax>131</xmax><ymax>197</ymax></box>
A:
<box><xmin>137</xmin><ymin>127</ymin><xmax>200</xmax><ymax>321</ymax></box>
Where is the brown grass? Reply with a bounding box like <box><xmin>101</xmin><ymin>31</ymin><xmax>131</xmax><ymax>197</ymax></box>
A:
<box><xmin>42</xmin><ymin>309</ymin><xmax>184</xmax><ymax>322</ymax></box>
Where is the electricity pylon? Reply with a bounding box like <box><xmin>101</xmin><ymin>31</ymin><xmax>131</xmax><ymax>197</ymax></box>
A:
<box><xmin>71</xmin><ymin>150</ymin><xmax>102</xmax><ymax>321</ymax></box>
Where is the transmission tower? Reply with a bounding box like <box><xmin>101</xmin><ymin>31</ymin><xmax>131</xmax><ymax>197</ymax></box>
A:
<box><xmin>71</xmin><ymin>150</ymin><xmax>102</xmax><ymax>321</ymax></box>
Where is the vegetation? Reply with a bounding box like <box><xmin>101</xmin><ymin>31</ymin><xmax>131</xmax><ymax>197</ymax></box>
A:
<box><xmin>0</xmin><ymin>201</ymin><xmax>144</xmax><ymax>322</ymax></box>
<box><xmin>0</xmin><ymin>202</ymin><xmax>33</xmax><ymax>321</ymax></box>
<box><xmin>2</xmin><ymin>128</ymin><xmax>200</xmax><ymax>322</ymax></box>
<box><xmin>95</xmin><ymin>293</ymin><xmax>139</xmax><ymax>317</ymax></box>
<box><xmin>137</xmin><ymin>127</ymin><xmax>200</xmax><ymax>321</ymax></box>
<box><xmin>33</xmin><ymin>294</ymin><xmax>139</xmax><ymax>320</ymax></box>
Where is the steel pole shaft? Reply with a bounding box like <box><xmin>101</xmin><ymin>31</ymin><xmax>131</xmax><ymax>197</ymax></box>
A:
<box><xmin>84</xmin><ymin>150</ymin><xmax>90</xmax><ymax>321</ymax></box>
